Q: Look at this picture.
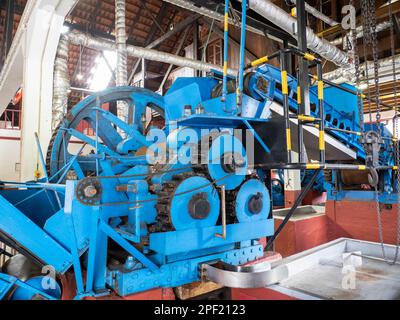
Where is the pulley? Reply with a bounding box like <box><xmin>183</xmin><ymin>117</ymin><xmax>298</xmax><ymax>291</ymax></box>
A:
<box><xmin>155</xmin><ymin>174</ymin><xmax>220</xmax><ymax>231</ymax></box>
<box><xmin>205</xmin><ymin>134</ymin><xmax>248</xmax><ymax>191</ymax></box>
<box><xmin>234</xmin><ymin>179</ymin><xmax>270</xmax><ymax>223</ymax></box>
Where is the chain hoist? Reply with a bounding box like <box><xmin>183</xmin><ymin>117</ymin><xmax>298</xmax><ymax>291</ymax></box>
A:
<box><xmin>362</xmin><ymin>0</ymin><xmax>400</xmax><ymax>264</ymax></box>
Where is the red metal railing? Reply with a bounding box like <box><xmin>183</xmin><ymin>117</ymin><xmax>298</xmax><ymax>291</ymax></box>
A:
<box><xmin>0</xmin><ymin>109</ymin><xmax>21</xmax><ymax>130</ymax></box>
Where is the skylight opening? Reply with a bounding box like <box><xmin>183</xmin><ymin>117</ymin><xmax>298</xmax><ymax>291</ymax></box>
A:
<box><xmin>89</xmin><ymin>51</ymin><xmax>117</xmax><ymax>91</ymax></box>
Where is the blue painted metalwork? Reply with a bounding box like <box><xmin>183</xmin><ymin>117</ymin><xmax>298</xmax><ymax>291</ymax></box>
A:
<box><xmin>234</xmin><ymin>179</ymin><xmax>270</xmax><ymax>222</ymax></box>
<box><xmin>206</xmin><ymin>134</ymin><xmax>248</xmax><ymax>191</ymax></box>
<box><xmin>222</xmin><ymin>0</ymin><xmax>229</xmax><ymax>104</ymax></box>
<box><xmin>236</xmin><ymin>0</ymin><xmax>247</xmax><ymax>111</ymax></box>
<box><xmin>0</xmin><ymin>273</ymin><xmax>58</xmax><ymax>300</ymax></box>
<box><xmin>0</xmin><ymin>41</ymin><xmax>397</xmax><ymax>299</ymax></box>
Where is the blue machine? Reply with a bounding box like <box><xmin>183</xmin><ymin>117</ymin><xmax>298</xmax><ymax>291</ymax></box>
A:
<box><xmin>0</xmin><ymin>52</ymin><xmax>398</xmax><ymax>299</ymax></box>
<box><xmin>0</xmin><ymin>78</ymin><xmax>277</xmax><ymax>299</ymax></box>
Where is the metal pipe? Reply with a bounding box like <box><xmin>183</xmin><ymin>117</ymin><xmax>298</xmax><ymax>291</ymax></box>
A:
<box><xmin>128</xmin><ymin>14</ymin><xmax>201</xmax><ymax>84</ymax></box>
<box><xmin>222</xmin><ymin>0</ymin><xmax>229</xmax><ymax>104</ymax></box>
<box><xmin>296</xmin><ymin>0</ymin><xmax>309</xmax><ymax>163</ymax></box>
<box><xmin>68</xmin><ymin>30</ymin><xmax>237</xmax><ymax>76</ymax></box>
<box><xmin>289</xmin><ymin>0</ymin><xmax>338</xmax><ymax>26</ymax></box>
<box><xmin>324</xmin><ymin>54</ymin><xmax>400</xmax><ymax>83</ymax></box>
<box><xmin>237</xmin><ymin>0</ymin><xmax>247</xmax><ymax>110</ymax></box>
<box><xmin>246</xmin><ymin>0</ymin><xmax>351</xmax><ymax>67</ymax></box>
<box><xmin>162</xmin><ymin>0</ymin><xmax>264</xmax><ymax>36</ymax></box>
<box><xmin>115</xmin><ymin>0</ymin><xmax>128</xmax><ymax>121</ymax></box>
<box><xmin>115</xmin><ymin>0</ymin><xmax>128</xmax><ymax>87</ymax></box>
<box><xmin>34</xmin><ymin>132</ymin><xmax>49</xmax><ymax>182</ymax></box>
<box><xmin>317</xmin><ymin>62</ymin><xmax>326</xmax><ymax>163</ymax></box>
<box><xmin>52</xmin><ymin>34</ymin><xmax>70</xmax><ymax>130</ymax></box>
<box><xmin>330</xmin><ymin>21</ymin><xmax>391</xmax><ymax>46</ymax></box>
<box><xmin>281</xmin><ymin>51</ymin><xmax>292</xmax><ymax>164</ymax></box>
<box><xmin>158</xmin><ymin>27</ymin><xmax>190</xmax><ymax>93</ymax></box>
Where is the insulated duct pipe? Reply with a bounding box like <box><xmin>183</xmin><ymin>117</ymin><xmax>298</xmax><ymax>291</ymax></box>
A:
<box><xmin>115</xmin><ymin>0</ymin><xmax>128</xmax><ymax>86</ymax></box>
<box><xmin>246</xmin><ymin>0</ymin><xmax>351</xmax><ymax>67</ymax></box>
<box><xmin>330</xmin><ymin>21</ymin><xmax>391</xmax><ymax>46</ymax></box>
<box><xmin>323</xmin><ymin>54</ymin><xmax>400</xmax><ymax>83</ymax></box>
<box><xmin>115</xmin><ymin>0</ymin><xmax>128</xmax><ymax>121</ymax></box>
<box><xmin>289</xmin><ymin>0</ymin><xmax>338</xmax><ymax>26</ymax></box>
<box><xmin>67</xmin><ymin>30</ymin><xmax>237</xmax><ymax>76</ymax></box>
<box><xmin>52</xmin><ymin>34</ymin><xmax>70</xmax><ymax>130</ymax></box>
<box><xmin>162</xmin><ymin>0</ymin><xmax>264</xmax><ymax>36</ymax></box>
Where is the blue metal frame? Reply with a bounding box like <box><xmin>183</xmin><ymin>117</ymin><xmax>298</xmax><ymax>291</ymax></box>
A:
<box><xmin>0</xmin><ymin>30</ymin><xmax>397</xmax><ymax>299</ymax></box>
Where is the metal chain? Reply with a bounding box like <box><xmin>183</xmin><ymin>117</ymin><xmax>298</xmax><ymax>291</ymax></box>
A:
<box><xmin>369</xmin><ymin>0</ymin><xmax>382</xmax><ymax>134</ymax></box>
<box><xmin>361</xmin><ymin>0</ymin><xmax>373</xmax><ymax>123</ymax></box>
<box><xmin>368</xmin><ymin>0</ymin><xmax>400</xmax><ymax>264</ymax></box>
<box><xmin>388</xmin><ymin>0</ymin><xmax>400</xmax><ymax>265</ymax></box>
<box><xmin>350</xmin><ymin>0</ymin><xmax>364</xmax><ymax>134</ymax></box>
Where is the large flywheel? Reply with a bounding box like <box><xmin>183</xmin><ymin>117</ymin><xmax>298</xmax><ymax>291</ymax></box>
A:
<box><xmin>46</xmin><ymin>86</ymin><xmax>165</xmax><ymax>180</ymax></box>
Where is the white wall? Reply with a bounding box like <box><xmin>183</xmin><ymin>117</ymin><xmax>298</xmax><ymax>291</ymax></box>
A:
<box><xmin>0</xmin><ymin>129</ymin><xmax>21</xmax><ymax>181</ymax></box>
<box><xmin>364</xmin><ymin>110</ymin><xmax>399</xmax><ymax>135</ymax></box>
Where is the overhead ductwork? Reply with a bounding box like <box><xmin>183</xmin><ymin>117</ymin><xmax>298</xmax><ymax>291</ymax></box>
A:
<box><xmin>323</xmin><ymin>55</ymin><xmax>400</xmax><ymax>83</ymax></box>
<box><xmin>289</xmin><ymin>0</ymin><xmax>338</xmax><ymax>26</ymax></box>
<box><xmin>67</xmin><ymin>30</ymin><xmax>237</xmax><ymax>76</ymax></box>
<box><xmin>115</xmin><ymin>0</ymin><xmax>128</xmax><ymax>87</ymax></box>
<box><xmin>330</xmin><ymin>21</ymin><xmax>391</xmax><ymax>46</ymax></box>
<box><xmin>246</xmin><ymin>0</ymin><xmax>351</xmax><ymax>67</ymax></box>
<box><xmin>115</xmin><ymin>0</ymin><xmax>128</xmax><ymax>122</ymax></box>
<box><xmin>52</xmin><ymin>34</ymin><xmax>70</xmax><ymax>130</ymax></box>
<box><xmin>162</xmin><ymin>0</ymin><xmax>264</xmax><ymax>36</ymax></box>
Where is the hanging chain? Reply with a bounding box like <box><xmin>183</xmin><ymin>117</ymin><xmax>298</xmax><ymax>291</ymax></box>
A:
<box><xmin>363</xmin><ymin>0</ymin><xmax>400</xmax><ymax>265</ymax></box>
<box><xmin>361</xmin><ymin>0</ymin><xmax>381</xmax><ymax>130</ymax></box>
<box><xmin>368</xmin><ymin>0</ymin><xmax>382</xmax><ymax>135</ymax></box>
<box><xmin>388</xmin><ymin>0</ymin><xmax>400</xmax><ymax>265</ymax></box>
<box><xmin>361</xmin><ymin>0</ymin><xmax>373</xmax><ymax>123</ymax></box>
<box><xmin>350</xmin><ymin>0</ymin><xmax>364</xmax><ymax>134</ymax></box>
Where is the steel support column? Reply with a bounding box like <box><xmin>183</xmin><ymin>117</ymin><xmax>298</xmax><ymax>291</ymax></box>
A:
<box><xmin>296</xmin><ymin>0</ymin><xmax>309</xmax><ymax>163</ymax></box>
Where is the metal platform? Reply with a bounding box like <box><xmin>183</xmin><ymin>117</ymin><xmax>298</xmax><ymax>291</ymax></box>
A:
<box><xmin>268</xmin><ymin>238</ymin><xmax>400</xmax><ymax>300</ymax></box>
<box><xmin>269</xmin><ymin>102</ymin><xmax>357</xmax><ymax>161</ymax></box>
<box><xmin>204</xmin><ymin>238</ymin><xmax>400</xmax><ymax>300</ymax></box>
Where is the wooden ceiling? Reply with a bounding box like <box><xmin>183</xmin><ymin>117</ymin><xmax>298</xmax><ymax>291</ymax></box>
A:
<box><xmin>66</xmin><ymin>0</ymin><xmax>193</xmax><ymax>106</ymax></box>
<box><xmin>0</xmin><ymin>0</ymin><xmax>398</xmax><ymax>114</ymax></box>
<box><xmin>363</xmin><ymin>80</ymin><xmax>400</xmax><ymax>114</ymax></box>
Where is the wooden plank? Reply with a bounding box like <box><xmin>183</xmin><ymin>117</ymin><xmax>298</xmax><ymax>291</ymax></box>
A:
<box><xmin>174</xmin><ymin>281</ymin><xmax>224</xmax><ymax>300</ymax></box>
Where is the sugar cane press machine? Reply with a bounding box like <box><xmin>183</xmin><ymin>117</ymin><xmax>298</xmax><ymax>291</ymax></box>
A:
<box><xmin>0</xmin><ymin>49</ymin><xmax>397</xmax><ymax>299</ymax></box>
<box><xmin>0</xmin><ymin>1</ymin><xmax>399</xmax><ymax>300</ymax></box>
